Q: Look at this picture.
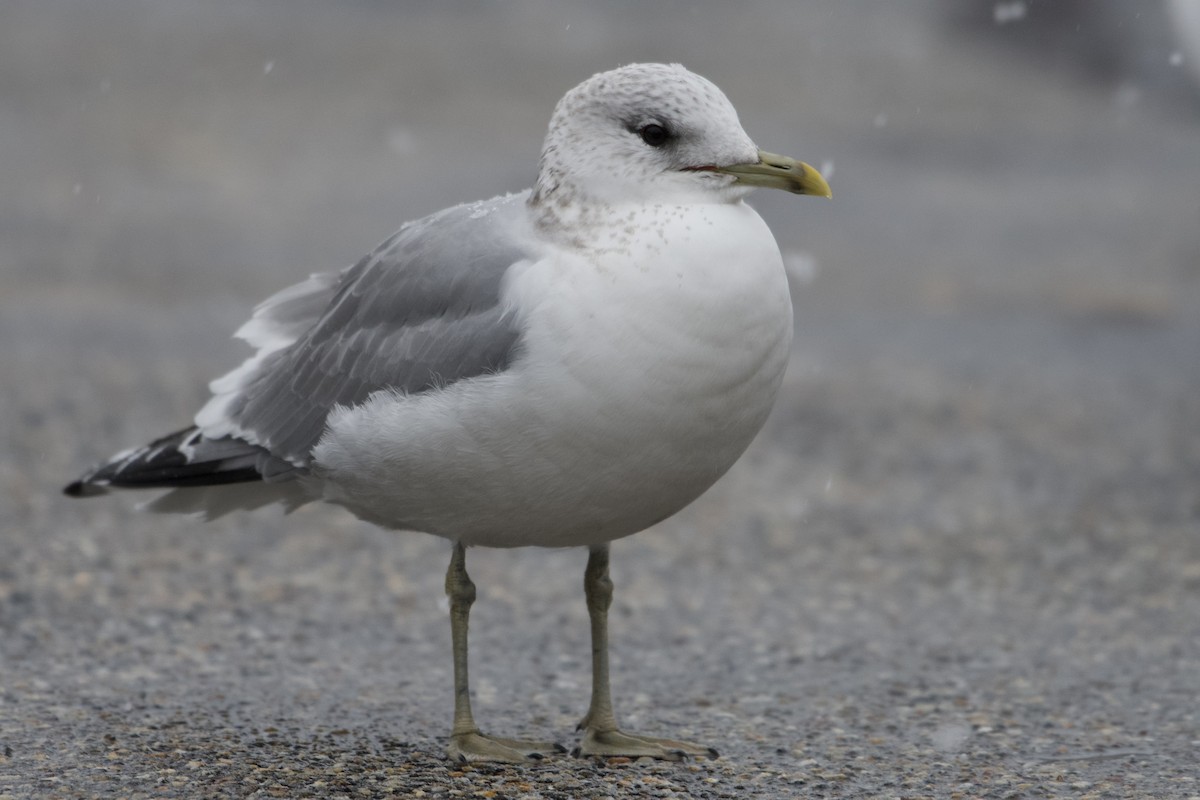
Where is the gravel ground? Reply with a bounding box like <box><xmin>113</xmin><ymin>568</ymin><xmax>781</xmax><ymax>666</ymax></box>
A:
<box><xmin>2</xmin><ymin>2</ymin><xmax>1199</xmax><ymax>798</ymax></box>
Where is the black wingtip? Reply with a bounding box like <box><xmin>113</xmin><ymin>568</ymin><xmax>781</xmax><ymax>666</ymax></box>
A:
<box><xmin>63</xmin><ymin>480</ymin><xmax>105</xmax><ymax>498</ymax></box>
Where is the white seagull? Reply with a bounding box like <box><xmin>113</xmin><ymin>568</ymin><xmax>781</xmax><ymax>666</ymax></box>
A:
<box><xmin>66</xmin><ymin>62</ymin><xmax>831</xmax><ymax>763</ymax></box>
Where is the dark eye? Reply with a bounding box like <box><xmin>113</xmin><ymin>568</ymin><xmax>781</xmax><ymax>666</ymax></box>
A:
<box><xmin>638</xmin><ymin>123</ymin><xmax>671</xmax><ymax>148</ymax></box>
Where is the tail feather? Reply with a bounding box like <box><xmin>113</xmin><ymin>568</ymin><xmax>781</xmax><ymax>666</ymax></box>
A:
<box><xmin>64</xmin><ymin>426</ymin><xmax>300</xmax><ymax>497</ymax></box>
<box><xmin>141</xmin><ymin>481</ymin><xmax>312</xmax><ymax>521</ymax></box>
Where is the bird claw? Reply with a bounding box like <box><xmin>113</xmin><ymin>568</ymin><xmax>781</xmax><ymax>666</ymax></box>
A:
<box><xmin>575</xmin><ymin>727</ymin><xmax>719</xmax><ymax>761</ymax></box>
<box><xmin>447</xmin><ymin>731</ymin><xmax>564</xmax><ymax>763</ymax></box>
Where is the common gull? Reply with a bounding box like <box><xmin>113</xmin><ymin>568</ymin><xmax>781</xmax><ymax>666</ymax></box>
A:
<box><xmin>66</xmin><ymin>62</ymin><xmax>831</xmax><ymax>762</ymax></box>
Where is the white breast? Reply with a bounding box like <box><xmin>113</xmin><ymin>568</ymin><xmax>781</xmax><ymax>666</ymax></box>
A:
<box><xmin>313</xmin><ymin>200</ymin><xmax>792</xmax><ymax>548</ymax></box>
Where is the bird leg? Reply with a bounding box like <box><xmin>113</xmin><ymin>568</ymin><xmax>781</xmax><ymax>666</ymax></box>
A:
<box><xmin>444</xmin><ymin>542</ymin><xmax>562</xmax><ymax>763</ymax></box>
<box><xmin>575</xmin><ymin>544</ymin><xmax>718</xmax><ymax>761</ymax></box>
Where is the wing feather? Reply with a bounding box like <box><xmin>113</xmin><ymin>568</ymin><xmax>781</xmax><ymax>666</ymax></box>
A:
<box><xmin>67</xmin><ymin>192</ymin><xmax>533</xmax><ymax>505</ymax></box>
<box><xmin>195</xmin><ymin>191</ymin><xmax>532</xmax><ymax>466</ymax></box>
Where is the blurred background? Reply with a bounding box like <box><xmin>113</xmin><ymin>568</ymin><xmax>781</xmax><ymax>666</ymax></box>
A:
<box><xmin>2</xmin><ymin>1</ymin><xmax>1199</xmax><ymax>796</ymax></box>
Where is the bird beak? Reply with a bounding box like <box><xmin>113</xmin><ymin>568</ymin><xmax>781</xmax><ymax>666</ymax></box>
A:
<box><xmin>715</xmin><ymin>150</ymin><xmax>832</xmax><ymax>198</ymax></box>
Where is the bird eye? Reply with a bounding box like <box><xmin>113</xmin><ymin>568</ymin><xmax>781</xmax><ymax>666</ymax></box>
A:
<box><xmin>638</xmin><ymin>123</ymin><xmax>671</xmax><ymax>148</ymax></box>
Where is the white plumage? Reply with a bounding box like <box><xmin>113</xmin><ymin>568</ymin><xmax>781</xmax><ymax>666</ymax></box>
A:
<box><xmin>314</xmin><ymin>198</ymin><xmax>792</xmax><ymax>547</ymax></box>
<box><xmin>67</xmin><ymin>62</ymin><xmax>830</xmax><ymax>762</ymax></box>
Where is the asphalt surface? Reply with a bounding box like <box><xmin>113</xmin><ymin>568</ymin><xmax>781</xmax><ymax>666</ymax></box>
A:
<box><xmin>2</xmin><ymin>2</ymin><xmax>1199</xmax><ymax>798</ymax></box>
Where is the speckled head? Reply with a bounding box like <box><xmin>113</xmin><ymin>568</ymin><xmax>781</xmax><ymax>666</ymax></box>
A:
<box><xmin>531</xmin><ymin>63</ymin><xmax>761</xmax><ymax>207</ymax></box>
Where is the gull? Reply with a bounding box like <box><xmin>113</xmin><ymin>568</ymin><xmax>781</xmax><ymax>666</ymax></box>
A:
<box><xmin>65</xmin><ymin>62</ymin><xmax>831</xmax><ymax>762</ymax></box>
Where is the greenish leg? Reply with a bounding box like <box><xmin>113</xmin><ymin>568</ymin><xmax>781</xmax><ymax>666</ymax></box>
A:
<box><xmin>575</xmin><ymin>544</ymin><xmax>719</xmax><ymax>761</ymax></box>
<box><xmin>444</xmin><ymin>542</ymin><xmax>563</xmax><ymax>763</ymax></box>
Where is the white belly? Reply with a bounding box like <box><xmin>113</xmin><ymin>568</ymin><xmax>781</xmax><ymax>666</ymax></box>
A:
<box><xmin>313</xmin><ymin>200</ymin><xmax>793</xmax><ymax>548</ymax></box>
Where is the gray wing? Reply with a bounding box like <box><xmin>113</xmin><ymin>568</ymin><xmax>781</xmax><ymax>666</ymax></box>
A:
<box><xmin>208</xmin><ymin>192</ymin><xmax>533</xmax><ymax>466</ymax></box>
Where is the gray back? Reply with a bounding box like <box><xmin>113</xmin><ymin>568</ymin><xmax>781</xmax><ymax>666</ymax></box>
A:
<box><xmin>224</xmin><ymin>193</ymin><xmax>533</xmax><ymax>465</ymax></box>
